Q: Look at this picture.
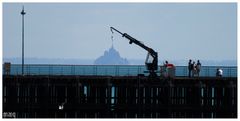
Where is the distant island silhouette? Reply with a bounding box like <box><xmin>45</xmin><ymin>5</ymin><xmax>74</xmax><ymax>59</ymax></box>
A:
<box><xmin>2</xmin><ymin>57</ymin><xmax>237</xmax><ymax>66</ymax></box>
<box><xmin>94</xmin><ymin>46</ymin><xmax>129</xmax><ymax>65</ymax></box>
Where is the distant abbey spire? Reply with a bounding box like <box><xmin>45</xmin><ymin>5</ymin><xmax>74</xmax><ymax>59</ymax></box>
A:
<box><xmin>111</xmin><ymin>35</ymin><xmax>114</xmax><ymax>48</ymax></box>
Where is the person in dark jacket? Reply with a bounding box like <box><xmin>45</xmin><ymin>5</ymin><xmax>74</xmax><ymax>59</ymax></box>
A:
<box><xmin>188</xmin><ymin>59</ymin><xmax>192</xmax><ymax>77</ymax></box>
<box><xmin>196</xmin><ymin>60</ymin><xmax>201</xmax><ymax>77</ymax></box>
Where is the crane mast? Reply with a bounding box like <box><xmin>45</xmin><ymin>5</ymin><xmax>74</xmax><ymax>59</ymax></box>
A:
<box><xmin>110</xmin><ymin>27</ymin><xmax>158</xmax><ymax>77</ymax></box>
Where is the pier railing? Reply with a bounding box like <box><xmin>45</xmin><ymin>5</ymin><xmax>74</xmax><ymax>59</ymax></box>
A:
<box><xmin>3</xmin><ymin>64</ymin><xmax>237</xmax><ymax>77</ymax></box>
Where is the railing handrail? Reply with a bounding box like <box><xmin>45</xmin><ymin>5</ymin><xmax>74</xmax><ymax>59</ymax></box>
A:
<box><xmin>3</xmin><ymin>64</ymin><xmax>238</xmax><ymax>67</ymax></box>
<box><xmin>3</xmin><ymin>64</ymin><xmax>237</xmax><ymax>77</ymax></box>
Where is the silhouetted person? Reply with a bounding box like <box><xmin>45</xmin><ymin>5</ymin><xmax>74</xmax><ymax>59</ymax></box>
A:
<box><xmin>191</xmin><ymin>61</ymin><xmax>196</xmax><ymax>77</ymax></box>
<box><xmin>165</xmin><ymin>61</ymin><xmax>168</xmax><ymax>65</ymax></box>
<box><xmin>196</xmin><ymin>60</ymin><xmax>201</xmax><ymax>77</ymax></box>
<box><xmin>216</xmin><ymin>68</ymin><xmax>223</xmax><ymax>77</ymax></box>
<box><xmin>188</xmin><ymin>59</ymin><xmax>192</xmax><ymax>77</ymax></box>
<box><xmin>219</xmin><ymin>68</ymin><xmax>223</xmax><ymax>77</ymax></box>
<box><xmin>163</xmin><ymin>61</ymin><xmax>168</xmax><ymax>77</ymax></box>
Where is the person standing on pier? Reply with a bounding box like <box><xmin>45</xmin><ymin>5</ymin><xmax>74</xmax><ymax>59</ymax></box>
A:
<box><xmin>216</xmin><ymin>68</ymin><xmax>223</xmax><ymax>77</ymax></box>
<box><xmin>188</xmin><ymin>59</ymin><xmax>192</xmax><ymax>77</ymax></box>
<box><xmin>196</xmin><ymin>60</ymin><xmax>201</xmax><ymax>77</ymax></box>
<box><xmin>191</xmin><ymin>61</ymin><xmax>196</xmax><ymax>77</ymax></box>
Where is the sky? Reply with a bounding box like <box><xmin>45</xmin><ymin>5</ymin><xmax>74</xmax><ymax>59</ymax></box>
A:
<box><xmin>3</xmin><ymin>3</ymin><xmax>237</xmax><ymax>61</ymax></box>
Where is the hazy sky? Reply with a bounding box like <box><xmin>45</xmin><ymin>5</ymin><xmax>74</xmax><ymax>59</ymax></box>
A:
<box><xmin>3</xmin><ymin>3</ymin><xmax>237</xmax><ymax>60</ymax></box>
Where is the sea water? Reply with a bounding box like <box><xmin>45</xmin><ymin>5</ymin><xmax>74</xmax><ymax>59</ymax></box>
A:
<box><xmin>7</xmin><ymin>64</ymin><xmax>237</xmax><ymax>77</ymax></box>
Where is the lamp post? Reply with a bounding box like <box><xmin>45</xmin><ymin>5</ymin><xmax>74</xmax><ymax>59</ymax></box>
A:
<box><xmin>21</xmin><ymin>6</ymin><xmax>26</xmax><ymax>76</ymax></box>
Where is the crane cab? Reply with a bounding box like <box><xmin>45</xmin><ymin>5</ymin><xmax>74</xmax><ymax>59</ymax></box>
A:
<box><xmin>145</xmin><ymin>52</ymin><xmax>158</xmax><ymax>77</ymax></box>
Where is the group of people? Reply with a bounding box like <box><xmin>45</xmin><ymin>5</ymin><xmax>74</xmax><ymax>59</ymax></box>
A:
<box><xmin>188</xmin><ymin>59</ymin><xmax>224</xmax><ymax>77</ymax></box>
<box><xmin>188</xmin><ymin>59</ymin><xmax>201</xmax><ymax>77</ymax></box>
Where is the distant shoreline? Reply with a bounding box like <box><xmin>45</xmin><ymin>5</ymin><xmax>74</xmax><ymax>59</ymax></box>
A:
<box><xmin>3</xmin><ymin>58</ymin><xmax>237</xmax><ymax>66</ymax></box>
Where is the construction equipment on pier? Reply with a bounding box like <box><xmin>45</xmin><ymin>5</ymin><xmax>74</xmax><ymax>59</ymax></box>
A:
<box><xmin>110</xmin><ymin>27</ymin><xmax>158</xmax><ymax>77</ymax></box>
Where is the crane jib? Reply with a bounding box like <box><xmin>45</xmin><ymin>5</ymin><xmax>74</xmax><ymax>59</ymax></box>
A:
<box><xmin>110</xmin><ymin>27</ymin><xmax>123</xmax><ymax>35</ymax></box>
<box><xmin>109</xmin><ymin>27</ymin><xmax>158</xmax><ymax>77</ymax></box>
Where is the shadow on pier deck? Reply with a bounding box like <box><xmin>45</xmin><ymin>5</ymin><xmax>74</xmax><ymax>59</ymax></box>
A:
<box><xmin>3</xmin><ymin>75</ymin><xmax>237</xmax><ymax>118</ymax></box>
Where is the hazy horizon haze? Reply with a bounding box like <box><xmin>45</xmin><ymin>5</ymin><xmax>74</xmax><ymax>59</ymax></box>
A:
<box><xmin>3</xmin><ymin>3</ymin><xmax>237</xmax><ymax>62</ymax></box>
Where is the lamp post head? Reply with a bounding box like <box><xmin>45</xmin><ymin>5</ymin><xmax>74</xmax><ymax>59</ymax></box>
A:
<box><xmin>21</xmin><ymin>6</ymin><xmax>26</xmax><ymax>15</ymax></box>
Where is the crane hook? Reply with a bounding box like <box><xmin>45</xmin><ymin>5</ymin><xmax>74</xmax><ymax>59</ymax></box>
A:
<box><xmin>110</xmin><ymin>27</ymin><xmax>114</xmax><ymax>34</ymax></box>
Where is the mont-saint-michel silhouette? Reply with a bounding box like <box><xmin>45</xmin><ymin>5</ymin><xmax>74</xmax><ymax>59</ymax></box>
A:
<box><xmin>94</xmin><ymin>45</ymin><xmax>129</xmax><ymax>65</ymax></box>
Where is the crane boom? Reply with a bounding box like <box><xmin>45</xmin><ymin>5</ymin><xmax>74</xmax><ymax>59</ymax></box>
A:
<box><xmin>111</xmin><ymin>27</ymin><xmax>149</xmax><ymax>51</ymax></box>
<box><xmin>110</xmin><ymin>27</ymin><xmax>158</xmax><ymax>77</ymax></box>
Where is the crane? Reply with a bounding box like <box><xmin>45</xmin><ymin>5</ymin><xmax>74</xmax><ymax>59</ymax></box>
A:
<box><xmin>110</xmin><ymin>27</ymin><xmax>158</xmax><ymax>77</ymax></box>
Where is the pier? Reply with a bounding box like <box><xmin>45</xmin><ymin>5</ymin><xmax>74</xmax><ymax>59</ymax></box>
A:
<box><xmin>3</xmin><ymin>75</ymin><xmax>237</xmax><ymax>118</ymax></box>
<box><xmin>3</xmin><ymin>2</ymin><xmax>237</xmax><ymax>118</ymax></box>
